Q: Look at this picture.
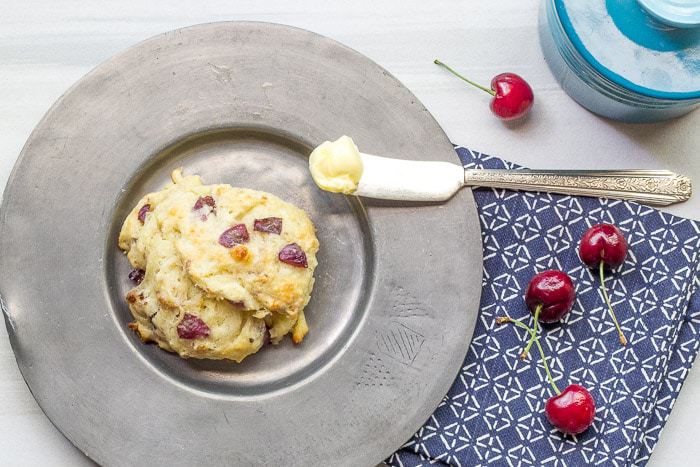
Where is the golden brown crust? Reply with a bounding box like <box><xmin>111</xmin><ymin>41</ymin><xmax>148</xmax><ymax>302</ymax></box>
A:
<box><xmin>230</xmin><ymin>245</ymin><xmax>252</xmax><ymax>263</ymax></box>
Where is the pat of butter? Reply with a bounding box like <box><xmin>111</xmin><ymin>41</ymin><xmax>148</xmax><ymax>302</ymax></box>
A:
<box><xmin>308</xmin><ymin>135</ymin><xmax>363</xmax><ymax>194</ymax></box>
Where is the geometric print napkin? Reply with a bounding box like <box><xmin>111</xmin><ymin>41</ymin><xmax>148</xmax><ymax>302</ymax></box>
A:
<box><xmin>386</xmin><ymin>146</ymin><xmax>700</xmax><ymax>466</ymax></box>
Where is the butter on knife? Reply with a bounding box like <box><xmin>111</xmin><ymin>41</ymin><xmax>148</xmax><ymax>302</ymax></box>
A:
<box><xmin>308</xmin><ymin>135</ymin><xmax>464</xmax><ymax>201</ymax></box>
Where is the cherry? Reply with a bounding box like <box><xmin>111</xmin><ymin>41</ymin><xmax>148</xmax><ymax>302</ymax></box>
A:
<box><xmin>579</xmin><ymin>223</ymin><xmax>628</xmax><ymax>269</ymax></box>
<box><xmin>254</xmin><ymin>217</ymin><xmax>282</xmax><ymax>235</ymax></box>
<box><xmin>490</xmin><ymin>73</ymin><xmax>535</xmax><ymax>121</ymax></box>
<box><xmin>128</xmin><ymin>268</ymin><xmax>145</xmax><ymax>285</ymax></box>
<box><xmin>434</xmin><ymin>59</ymin><xmax>534</xmax><ymax>121</ymax></box>
<box><xmin>579</xmin><ymin>223</ymin><xmax>629</xmax><ymax>346</ymax></box>
<box><xmin>137</xmin><ymin>204</ymin><xmax>152</xmax><ymax>224</ymax></box>
<box><xmin>545</xmin><ymin>384</ymin><xmax>596</xmax><ymax>435</ymax></box>
<box><xmin>520</xmin><ymin>270</ymin><xmax>575</xmax><ymax>359</ymax></box>
<box><xmin>278</xmin><ymin>243</ymin><xmax>308</xmax><ymax>268</ymax></box>
<box><xmin>176</xmin><ymin>313</ymin><xmax>210</xmax><ymax>339</ymax></box>
<box><xmin>192</xmin><ymin>195</ymin><xmax>216</xmax><ymax>221</ymax></box>
<box><xmin>218</xmin><ymin>224</ymin><xmax>250</xmax><ymax>248</ymax></box>
<box><xmin>496</xmin><ymin>317</ymin><xmax>596</xmax><ymax>436</ymax></box>
<box><xmin>525</xmin><ymin>270</ymin><xmax>576</xmax><ymax>323</ymax></box>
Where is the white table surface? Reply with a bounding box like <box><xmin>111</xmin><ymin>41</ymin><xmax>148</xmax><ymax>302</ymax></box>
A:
<box><xmin>1</xmin><ymin>1</ymin><xmax>698</xmax><ymax>465</ymax></box>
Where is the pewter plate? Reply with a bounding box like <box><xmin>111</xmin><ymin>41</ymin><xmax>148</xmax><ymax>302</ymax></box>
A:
<box><xmin>0</xmin><ymin>22</ymin><xmax>482</xmax><ymax>466</ymax></box>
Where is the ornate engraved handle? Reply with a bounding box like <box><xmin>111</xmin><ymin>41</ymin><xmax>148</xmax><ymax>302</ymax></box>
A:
<box><xmin>463</xmin><ymin>169</ymin><xmax>692</xmax><ymax>206</ymax></box>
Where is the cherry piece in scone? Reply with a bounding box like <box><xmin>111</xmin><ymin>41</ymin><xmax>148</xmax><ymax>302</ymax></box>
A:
<box><xmin>545</xmin><ymin>384</ymin><xmax>596</xmax><ymax>435</ymax></box>
<box><xmin>137</xmin><ymin>204</ymin><xmax>152</xmax><ymax>224</ymax></box>
<box><xmin>263</xmin><ymin>326</ymin><xmax>272</xmax><ymax>346</ymax></box>
<box><xmin>434</xmin><ymin>59</ymin><xmax>534</xmax><ymax>121</ymax></box>
<box><xmin>278</xmin><ymin>243</ymin><xmax>308</xmax><ymax>268</ymax></box>
<box><xmin>579</xmin><ymin>223</ymin><xmax>628</xmax><ymax>346</ymax></box>
<box><xmin>192</xmin><ymin>195</ymin><xmax>216</xmax><ymax>221</ymax></box>
<box><xmin>128</xmin><ymin>268</ymin><xmax>145</xmax><ymax>285</ymax></box>
<box><xmin>254</xmin><ymin>217</ymin><xmax>283</xmax><ymax>235</ymax></box>
<box><xmin>177</xmin><ymin>313</ymin><xmax>210</xmax><ymax>339</ymax></box>
<box><xmin>219</xmin><ymin>224</ymin><xmax>250</xmax><ymax>248</ymax></box>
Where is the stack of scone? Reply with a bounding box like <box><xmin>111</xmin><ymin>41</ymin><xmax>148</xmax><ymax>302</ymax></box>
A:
<box><xmin>118</xmin><ymin>169</ymin><xmax>319</xmax><ymax>362</ymax></box>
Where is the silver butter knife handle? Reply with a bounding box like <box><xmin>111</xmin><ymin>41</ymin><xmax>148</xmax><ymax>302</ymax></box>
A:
<box><xmin>463</xmin><ymin>169</ymin><xmax>692</xmax><ymax>206</ymax></box>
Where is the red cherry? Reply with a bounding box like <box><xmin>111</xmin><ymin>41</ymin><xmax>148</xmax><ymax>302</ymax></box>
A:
<box><xmin>434</xmin><ymin>59</ymin><xmax>533</xmax><ymax>121</ymax></box>
<box><xmin>545</xmin><ymin>384</ymin><xmax>596</xmax><ymax>435</ymax></box>
<box><xmin>579</xmin><ymin>223</ymin><xmax>628</xmax><ymax>269</ymax></box>
<box><xmin>489</xmin><ymin>73</ymin><xmax>534</xmax><ymax>121</ymax></box>
<box><xmin>579</xmin><ymin>223</ymin><xmax>629</xmax><ymax>346</ymax></box>
<box><xmin>176</xmin><ymin>313</ymin><xmax>210</xmax><ymax>339</ymax></box>
<box><xmin>128</xmin><ymin>268</ymin><xmax>145</xmax><ymax>285</ymax></box>
<box><xmin>495</xmin><ymin>318</ymin><xmax>593</xmax><ymax>435</ymax></box>
<box><xmin>137</xmin><ymin>204</ymin><xmax>152</xmax><ymax>224</ymax></box>
<box><xmin>218</xmin><ymin>224</ymin><xmax>250</xmax><ymax>248</ymax></box>
<box><xmin>525</xmin><ymin>270</ymin><xmax>576</xmax><ymax>323</ymax></box>
<box><xmin>278</xmin><ymin>243</ymin><xmax>308</xmax><ymax>268</ymax></box>
<box><xmin>192</xmin><ymin>195</ymin><xmax>216</xmax><ymax>221</ymax></box>
<box><xmin>520</xmin><ymin>270</ymin><xmax>575</xmax><ymax>359</ymax></box>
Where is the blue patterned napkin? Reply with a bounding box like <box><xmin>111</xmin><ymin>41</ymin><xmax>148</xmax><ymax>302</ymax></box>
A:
<box><xmin>387</xmin><ymin>146</ymin><xmax>700</xmax><ymax>466</ymax></box>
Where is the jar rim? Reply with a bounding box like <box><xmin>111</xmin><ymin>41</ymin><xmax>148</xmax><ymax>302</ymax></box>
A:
<box><xmin>554</xmin><ymin>0</ymin><xmax>700</xmax><ymax>101</ymax></box>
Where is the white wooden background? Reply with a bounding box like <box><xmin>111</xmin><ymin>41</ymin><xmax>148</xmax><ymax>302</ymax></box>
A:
<box><xmin>1</xmin><ymin>1</ymin><xmax>698</xmax><ymax>465</ymax></box>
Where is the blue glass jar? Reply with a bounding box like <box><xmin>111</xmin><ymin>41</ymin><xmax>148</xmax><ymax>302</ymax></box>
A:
<box><xmin>539</xmin><ymin>0</ymin><xmax>700</xmax><ymax>122</ymax></box>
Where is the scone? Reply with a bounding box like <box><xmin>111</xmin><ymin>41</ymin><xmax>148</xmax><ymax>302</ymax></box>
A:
<box><xmin>118</xmin><ymin>169</ymin><xmax>319</xmax><ymax>362</ymax></box>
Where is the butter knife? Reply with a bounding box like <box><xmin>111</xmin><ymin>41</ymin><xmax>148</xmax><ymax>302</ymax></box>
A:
<box><xmin>354</xmin><ymin>154</ymin><xmax>692</xmax><ymax>206</ymax></box>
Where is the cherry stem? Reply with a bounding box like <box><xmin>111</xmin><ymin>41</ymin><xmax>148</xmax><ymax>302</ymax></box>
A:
<box><xmin>533</xmin><ymin>336</ymin><xmax>561</xmax><ymax>395</ymax></box>
<box><xmin>433</xmin><ymin>59</ymin><xmax>496</xmax><ymax>96</ymax></box>
<box><xmin>497</xmin><ymin>316</ymin><xmax>561</xmax><ymax>395</ymax></box>
<box><xmin>599</xmin><ymin>261</ymin><xmax>628</xmax><ymax>346</ymax></box>
<box><xmin>520</xmin><ymin>303</ymin><xmax>541</xmax><ymax>360</ymax></box>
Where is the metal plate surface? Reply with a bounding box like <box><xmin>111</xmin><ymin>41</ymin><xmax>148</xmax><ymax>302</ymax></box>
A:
<box><xmin>0</xmin><ymin>22</ymin><xmax>482</xmax><ymax>466</ymax></box>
